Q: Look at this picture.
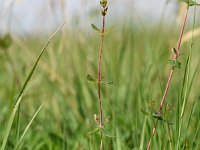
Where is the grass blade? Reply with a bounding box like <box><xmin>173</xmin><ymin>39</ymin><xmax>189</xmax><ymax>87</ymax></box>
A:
<box><xmin>0</xmin><ymin>95</ymin><xmax>23</xmax><ymax>150</ymax></box>
<box><xmin>177</xmin><ymin>3</ymin><xmax>197</xmax><ymax>149</ymax></box>
<box><xmin>15</xmin><ymin>104</ymin><xmax>43</xmax><ymax>149</ymax></box>
<box><xmin>192</xmin><ymin>117</ymin><xmax>200</xmax><ymax>149</ymax></box>
<box><xmin>139</xmin><ymin>116</ymin><xmax>147</xmax><ymax>150</ymax></box>
<box><xmin>183</xmin><ymin>98</ymin><xmax>196</xmax><ymax>148</ymax></box>
<box><xmin>0</xmin><ymin>22</ymin><xmax>66</xmax><ymax>150</ymax></box>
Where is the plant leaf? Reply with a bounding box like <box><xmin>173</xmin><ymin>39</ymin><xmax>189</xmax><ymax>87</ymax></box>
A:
<box><xmin>99</xmin><ymin>27</ymin><xmax>114</xmax><ymax>36</ymax></box>
<box><xmin>106</xmin><ymin>81</ymin><xmax>115</xmax><ymax>85</ymax></box>
<box><xmin>91</xmin><ymin>24</ymin><xmax>100</xmax><ymax>32</ymax></box>
<box><xmin>152</xmin><ymin>112</ymin><xmax>164</xmax><ymax>121</ymax></box>
<box><xmin>172</xmin><ymin>48</ymin><xmax>178</xmax><ymax>55</ymax></box>
<box><xmin>168</xmin><ymin>60</ymin><xmax>181</xmax><ymax>69</ymax></box>
<box><xmin>87</xmin><ymin>74</ymin><xmax>96</xmax><ymax>82</ymax></box>
<box><xmin>152</xmin><ymin>112</ymin><xmax>174</xmax><ymax>125</ymax></box>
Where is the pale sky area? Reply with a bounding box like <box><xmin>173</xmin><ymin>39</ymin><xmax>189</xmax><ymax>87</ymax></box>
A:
<box><xmin>0</xmin><ymin>0</ymin><xmax>200</xmax><ymax>36</ymax></box>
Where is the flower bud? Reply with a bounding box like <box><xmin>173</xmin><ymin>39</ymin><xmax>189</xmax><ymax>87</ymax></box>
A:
<box><xmin>100</xmin><ymin>0</ymin><xmax>107</xmax><ymax>8</ymax></box>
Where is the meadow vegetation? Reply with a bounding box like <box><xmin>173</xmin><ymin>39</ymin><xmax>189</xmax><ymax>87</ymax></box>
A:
<box><xmin>0</xmin><ymin>0</ymin><xmax>200</xmax><ymax>149</ymax></box>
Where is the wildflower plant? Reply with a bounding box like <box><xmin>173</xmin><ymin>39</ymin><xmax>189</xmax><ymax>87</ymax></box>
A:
<box><xmin>146</xmin><ymin>0</ymin><xmax>200</xmax><ymax>149</ymax></box>
<box><xmin>88</xmin><ymin>0</ymin><xmax>115</xmax><ymax>149</ymax></box>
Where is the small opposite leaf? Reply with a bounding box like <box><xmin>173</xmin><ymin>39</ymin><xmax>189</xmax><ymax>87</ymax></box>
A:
<box><xmin>152</xmin><ymin>112</ymin><xmax>164</xmax><ymax>121</ymax></box>
<box><xmin>152</xmin><ymin>112</ymin><xmax>174</xmax><ymax>125</ymax></box>
<box><xmin>87</xmin><ymin>74</ymin><xmax>96</xmax><ymax>82</ymax></box>
<box><xmin>172</xmin><ymin>48</ymin><xmax>178</xmax><ymax>56</ymax></box>
<box><xmin>106</xmin><ymin>81</ymin><xmax>114</xmax><ymax>85</ymax></box>
<box><xmin>99</xmin><ymin>27</ymin><xmax>114</xmax><ymax>36</ymax></box>
<box><xmin>168</xmin><ymin>60</ymin><xmax>181</xmax><ymax>69</ymax></box>
<box><xmin>91</xmin><ymin>24</ymin><xmax>100</xmax><ymax>32</ymax></box>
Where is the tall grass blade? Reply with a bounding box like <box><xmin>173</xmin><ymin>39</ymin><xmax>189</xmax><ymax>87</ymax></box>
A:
<box><xmin>0</xmin><ymin>22</ymin><xmax>66</xmax><ymax>150</ymax></box>
<box><xmin>183</xmin><ymin>98</ymin><xmax>196</xmax><ymax>148</ymax></box>
<box><xmin>191</xmin><ymin>117</ymin><xmax>200</xmax><ymax>149</ymax></box>
<box><xmin>139</xmin><ymin>116</ymin><xmax>147</xmax><ymax>150</ymax></box>
<box><xmin>177</xmin><ymin>3</ymin><xmax>197</xmax><ymax>149</ymax></box>
<box><xmin>15</xmin><ymin>104</ymin><xmax>43</xmax><ymax>149</ymax></box>
<box><xmin>0</xmin><ymin>95</ymin><xmax>23</xmax><ymax>150</ymax></box>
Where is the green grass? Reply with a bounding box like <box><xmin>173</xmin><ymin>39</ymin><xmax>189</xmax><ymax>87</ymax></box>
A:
<box><xmin>0</xmin><ymin>16</ymin><xmax>200</xmax><ymax>150</ymax></box>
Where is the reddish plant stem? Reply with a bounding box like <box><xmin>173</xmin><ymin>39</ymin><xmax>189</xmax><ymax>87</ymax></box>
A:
<box><xmin>147</xmin><ymin>121</ymin><xmax>158</xmax><ymax>150</ymax></box>
<box><xmin>147</xmin><ymin>7</ymin><xmax>189</xmax><ymax>150</ymax></box>
<box><xmin>159</xmin><ymin>69</ymin><xmax>174</xmax><ymax>112</ymax></box>
<box><xmin>98</xmin><ymin>15</ymin><xmax>105</xmax><ymax>128</ymax></box>
<box><xmin>159</xmin><ymin>6</ymin><xmax>189</xmax><ymax>112</ymax></box>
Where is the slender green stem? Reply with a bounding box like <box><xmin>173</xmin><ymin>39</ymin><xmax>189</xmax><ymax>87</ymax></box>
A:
<box><xmin>100</xmin><ymin>132</ymin><xmax>104</xmax><ymax>150</ymax></box>
<box><xmin>167</xmin><ymin>124</ymin><xmax>173</xmax><ymax>150</ymax></box>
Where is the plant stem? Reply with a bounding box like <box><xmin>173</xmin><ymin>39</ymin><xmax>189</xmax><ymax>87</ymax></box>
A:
<box><xmin>177</xmin><ymin>4</ymin><xmax>196</xmax><ymax>149</ymax></box>
<box><xmin>98</xmin><ymin>15</ymin><xmax>105</xmax><ymax>128</ymax></box>
<box><xmin>159</xmin><ymin>7</ymin><xmax>188</xmax><ymax>112</ymax></box>
<box><xmin>147</xmin><ymin>121</ymin><xmax>158</xmax><ymax>150</ymax></box>
<box><xmin>147</xmin><ymin>6</ymin><xmax>189</xmax><ymax>150</ymax></box>
<box><xmin>100</xmin><ymin>132</ymin><xmax>104</xmax><ymax>150</ymax></box>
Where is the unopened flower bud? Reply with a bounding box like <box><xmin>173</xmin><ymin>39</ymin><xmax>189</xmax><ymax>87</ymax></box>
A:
<box><xmin>100</xmin><ymin>0</ymin><xmax>107</xmax><ymax>8</ymax></box>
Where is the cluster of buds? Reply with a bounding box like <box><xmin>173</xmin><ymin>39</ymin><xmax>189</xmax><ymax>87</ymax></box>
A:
<box><xmin>100</xmin><ymin>0</ymin><xmax>108</xmax><ymax>16</ymax></box>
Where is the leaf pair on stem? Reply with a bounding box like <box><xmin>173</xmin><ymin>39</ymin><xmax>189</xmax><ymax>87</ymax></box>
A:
<box><xmin>91</xmin><ymin>24</ymin><xmax>113</xmax><ymax>36</ymax></box>
<box><xmin>87</xmin><ymin>74</ymin><xmax>114</xmax><ymax>85</ymax></box>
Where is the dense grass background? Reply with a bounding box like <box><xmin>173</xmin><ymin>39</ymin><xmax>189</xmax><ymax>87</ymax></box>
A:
<box><xmin>1</xmin><ymin>7</ymin><xmax>200</xmax><ymax>150</ymax></box>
